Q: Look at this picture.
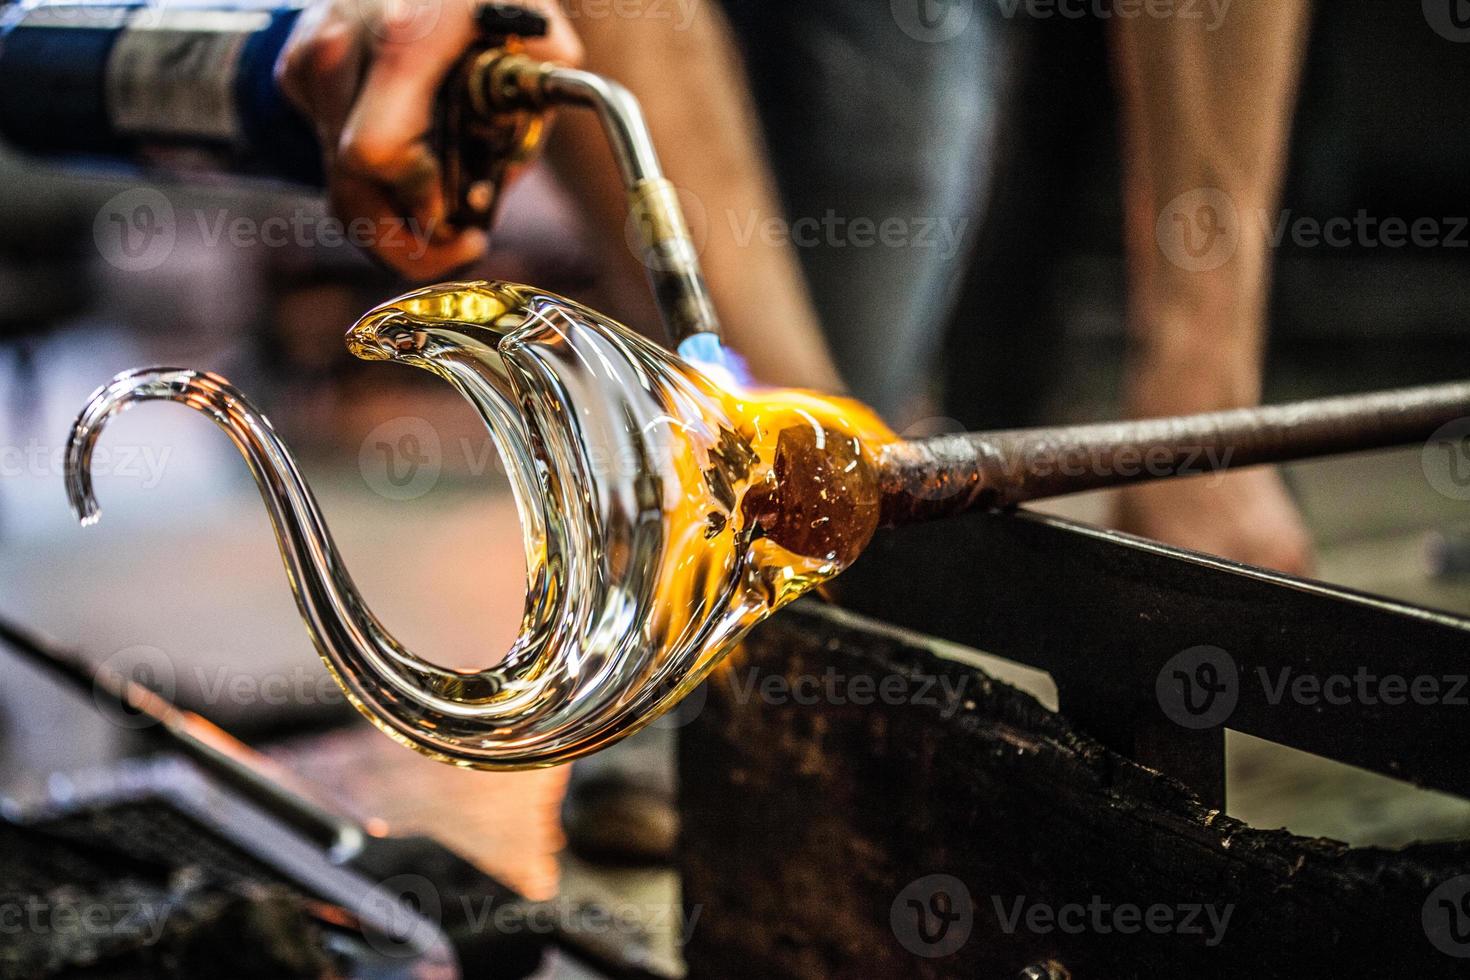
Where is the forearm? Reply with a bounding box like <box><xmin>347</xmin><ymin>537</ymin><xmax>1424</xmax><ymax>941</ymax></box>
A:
<box><xmin>545</xmin><ymin>3</ymin><xmax>841</xmax><ymax>390</ymax></box>
<box><xmin>1111</xmin><ymin>3</ymin><xmax>1312</xmax><ymax>416</ymax></box>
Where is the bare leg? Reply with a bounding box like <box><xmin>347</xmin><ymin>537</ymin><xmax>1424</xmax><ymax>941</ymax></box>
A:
<box><xmin>1110</xmin><ymin>2</ymin><xmax>1315</xmax><ymax>573</ymax></box>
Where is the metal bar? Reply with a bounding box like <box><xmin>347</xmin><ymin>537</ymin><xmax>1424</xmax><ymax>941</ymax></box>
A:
<box><xmin>877</xmin><ymin>381</ymin><xmax>1470</xmax><ymax>526</ymax></box>
<box><xmin>835</xmin><ymin>509</ymin><xmax>1470</xmax><ymax>806</ymax></box>
<box><xmin>0</xmin><ymin>616</ymin><xmax>366</xmax><ymax>861</ymax></box>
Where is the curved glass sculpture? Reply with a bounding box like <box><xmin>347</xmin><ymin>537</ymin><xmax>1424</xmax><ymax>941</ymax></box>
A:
<box><xmin>65</xmin><ymin>282</ymin><xmax>894</xmax><ymax>769</ymax></box>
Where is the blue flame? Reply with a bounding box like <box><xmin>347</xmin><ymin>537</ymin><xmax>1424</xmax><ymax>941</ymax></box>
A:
<box><xmin>677</xmin><ymin>333</ymin><xmax>756</xmax><ymax>390</ymax></box>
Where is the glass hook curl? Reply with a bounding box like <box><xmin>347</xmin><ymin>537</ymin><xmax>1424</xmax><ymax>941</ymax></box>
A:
<box><xmin>64</xmin><ymin>282</ymin><xmax>893</xmax><ymax>769</ymax></box>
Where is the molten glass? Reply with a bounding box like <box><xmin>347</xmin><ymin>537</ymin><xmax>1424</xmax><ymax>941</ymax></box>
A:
<box><xmin>65</xmin><ymin>282</ymin><xmax>894</xmax><ymax>769</ymax></box>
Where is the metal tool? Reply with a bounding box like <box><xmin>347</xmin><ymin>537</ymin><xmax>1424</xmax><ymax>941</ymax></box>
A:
<box><xmin>471</xmin><ymin>47</ymin><xmax>721</xmax><ymax>350</ymax></box>
<box><xmin>876</xmin><ymin>382</ymin><xmax>1470</xmax><ymax>525</ymax></box>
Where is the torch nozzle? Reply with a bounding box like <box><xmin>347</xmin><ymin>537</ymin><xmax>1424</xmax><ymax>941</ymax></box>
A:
<box><xmin>472</xmin><ymin>53</ymin><xmax>722</xmax><ymax>349</ymax></box>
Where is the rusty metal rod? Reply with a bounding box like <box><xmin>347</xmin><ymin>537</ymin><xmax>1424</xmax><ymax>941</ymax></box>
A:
<box><xmin>877</xmin><ymin>381</ymin><xmax>1470</xmax><ymax>527</ymax></box>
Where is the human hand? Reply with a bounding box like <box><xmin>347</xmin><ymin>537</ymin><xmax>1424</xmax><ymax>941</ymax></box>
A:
<box><xmin>278</xmin><ymin>0</ymin><xmax>582</xmax><ymax>278</ymax></box>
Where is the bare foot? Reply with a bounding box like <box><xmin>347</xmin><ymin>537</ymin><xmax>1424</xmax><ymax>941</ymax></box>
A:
<box><xmin>1113</xmin><ymin>467</ymin><xmax>1315</xmax><ymax>576</ymax></box>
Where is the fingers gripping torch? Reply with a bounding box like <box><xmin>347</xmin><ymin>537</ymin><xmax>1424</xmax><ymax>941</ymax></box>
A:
<box><xmin>0</xmin><ymin>1</ymin><xmax>722</xmax><ymax>355</ymax></box>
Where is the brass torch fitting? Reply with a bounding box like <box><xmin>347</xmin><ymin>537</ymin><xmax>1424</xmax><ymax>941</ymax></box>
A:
<box><xmin>627</xmin><ymin>177</ymin><xmax>719</xmax><ymax>348</ymax></box>
<box><xmin>466</xmin><ymin>52</ymin><xmax>723</xmax><ymax>348</ymax></box>
<box><xmin>476</xmin><ymin>51</ymin><xmax>554</xmax><ymax>113</ymax></box>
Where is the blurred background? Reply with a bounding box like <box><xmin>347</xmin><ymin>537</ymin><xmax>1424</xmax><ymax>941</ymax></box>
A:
<box><xmin>1</xmin><ymin>0</ymin><xmax>1469</xmax><ymax>973</ymax></box>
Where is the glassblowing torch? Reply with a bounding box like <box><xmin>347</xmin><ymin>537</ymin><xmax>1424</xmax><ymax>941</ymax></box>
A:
<box><xmin>0</xmin><ymin>0</ymin><xmax>721</xmax><ymax>352</ymax></box>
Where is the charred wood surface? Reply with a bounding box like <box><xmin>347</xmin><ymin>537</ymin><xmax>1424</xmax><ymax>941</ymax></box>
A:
<box><xmin>678</xmin><ymin>602</ymin><xmax>1470</xmax><ymax>979</ymax></box>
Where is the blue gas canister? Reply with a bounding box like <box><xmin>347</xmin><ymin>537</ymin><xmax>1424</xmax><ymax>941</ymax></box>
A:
<box><xmin>0</xmin><ymin>0</ymin><xmax>550</xmax><ymax>224</ymax></box>
<box><xmin>0</xmin><ymin>1</ymin><xmax>321</xmax><ymax>183</ymax></box>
